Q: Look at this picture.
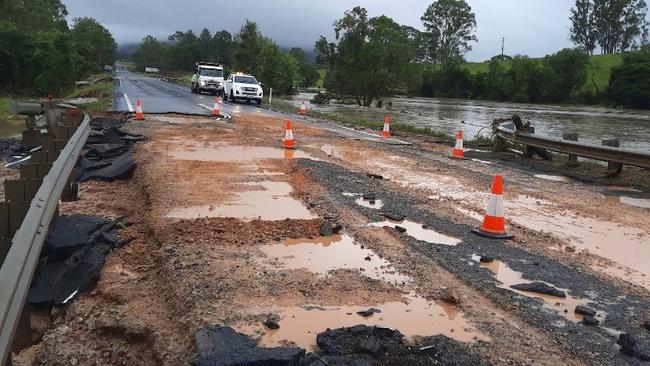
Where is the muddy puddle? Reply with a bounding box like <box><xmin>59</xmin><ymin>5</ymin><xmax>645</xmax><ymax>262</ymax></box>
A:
<box><xmin>470</xmin><ymin>255</ymin><xmax>598</xmax><ymax>323</ymax></box>
<box><xmin>369</xmin><ymin>220</ymin><xmax>461</xmax><ymax>246</ymax></box>
<box><xmin>150</xmin><ymin>114</ymin><xmax>213</xmax><ymax>124</ymax></box>
<box><xmin>355</xmin><ymin>197</ymin><xmax>384</xmax><ymax>209</ymax></box>
<box><xmin>167</xmin><ymin>181</ymin><xmax>316</xmax><ymax>221</ymax></box>
<box><xmin>534</xmin><ymin>174</ymin><xmax>571</xmax><ymax>183</ymax></box>
<box><xmin>604</xmin><ymin>195</ymin><xmax>650</xmax><ymax>209</ymax></box>
<box><xmin>259</xmin><ymin>234</ymin><xmax>410</xmax><ymax>285</ymax></box>
<box><xmin>239</xmin><ymin>292</ymin><xmax>484</xmax><ymax>350</ymax></box>
<box><xmin>0</xmin><ymin>117</ymin><xmax>26</xmax><ymax>139</ymax></box>
<box><xmin>170</xmin><ymin>143</ymin><xmax>313</xmax><ymax>162</ymax></box>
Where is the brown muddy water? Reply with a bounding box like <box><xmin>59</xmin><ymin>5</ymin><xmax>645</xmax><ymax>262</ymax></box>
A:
<box><xmin>247</xmin><ymin>234</ymin><xmax>485</xmax><ymax>349</ymax></box>
<box><xmin>240</xmin><ymin>292</ymin><xmax>484</xmax><ymax>350</ymax></box>
<box><xmin>285</xmin><ymin>93</ymin><xmax>650</xmax><ymax>152</ymax></box>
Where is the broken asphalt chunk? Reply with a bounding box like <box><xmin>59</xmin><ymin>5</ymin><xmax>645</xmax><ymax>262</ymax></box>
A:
<box><xmin>510</xmin><ymin>282</ymin><xmax>566</xmax><ymax>298</ymax></box>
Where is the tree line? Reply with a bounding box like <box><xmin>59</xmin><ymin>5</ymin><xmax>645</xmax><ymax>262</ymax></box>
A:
<box><xmin>317</xmin><ymin>0</ymin><xmax>649</xmax><ymax>108</ymax></box>
<box><xmin>132</xmin><ymin>22</ymin><xmax>320</xmax><ymax>95</ymax></box>
<box><xmin>0</xmin><ymin>0</ymin><xmax>117</xmax><ymax>96</ymax></box>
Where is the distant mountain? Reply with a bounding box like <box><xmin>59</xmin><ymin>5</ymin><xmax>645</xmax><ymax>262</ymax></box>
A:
<box><xmin>117</xmin><ymin>42</ymin><xmax>140</xmax><ymax>59</ymax></box>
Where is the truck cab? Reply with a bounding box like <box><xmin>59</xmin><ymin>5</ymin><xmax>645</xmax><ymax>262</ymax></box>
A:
<box><xmin>191</xmin><ymin>62</ymin><xmax>225</xmax><ymax>96</ymax></box>
<box><xmin>223</xmin><ymin>73</ymin><xmax>263</xmax><ymax>105</ymax></box>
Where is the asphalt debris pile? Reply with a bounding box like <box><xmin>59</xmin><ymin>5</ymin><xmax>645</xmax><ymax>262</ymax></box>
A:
<box><xmin>0</xmin><ymin>138</ymin><xmax>23</xmax><ymax>162</ymax></box>
<box><xmin>76</xmin><ymin>117</ymin><xmax>144</xmax><ymax>182</ymax></box>
<box><xmin>28</xmin><ymin>214</ymin><xmax>128</xmax><ymax>308</ymax></box>
<box><xmin>193</xmin><ymin>325</ymin><xmax>488</xmax><ymax>366</ymax></box>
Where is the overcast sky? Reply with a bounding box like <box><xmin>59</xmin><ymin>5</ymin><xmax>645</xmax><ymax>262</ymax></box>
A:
<box><xmin>62</xmin><ymin>0</ymin><xmax>605</xmax><ymax>61</ymax></box>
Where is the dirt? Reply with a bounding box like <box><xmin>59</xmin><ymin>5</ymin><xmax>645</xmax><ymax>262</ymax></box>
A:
<box><xmin>10</xmin><ymin>111</ymin><xmax>650</xmax><ymax>365</ymax></box>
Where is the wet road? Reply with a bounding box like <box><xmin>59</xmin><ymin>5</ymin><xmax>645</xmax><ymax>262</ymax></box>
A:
<box><xmin>112</xmin><ymin>64</ymin><xmax>260</xmax><ymax>116</ymax></box>
<box><xmin>111</xmin><ymin>64</ymin><xmax>410</xmax><ymax>145</ymax></box>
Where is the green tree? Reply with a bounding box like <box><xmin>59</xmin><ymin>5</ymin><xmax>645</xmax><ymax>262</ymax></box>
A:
<box><xmin>0</xmin><ymin>0</ymin><xmax>68</xmax><ymax>32</ymax></box>
<box><xmin>593</xmin><ymin>0</ymin><xmax>648</xmax><ymax>53</ymax></box>
<box><xmin>70</xmin><ymin>17</ymin><xmax>117</xmax><ymax>69</ymax></box>
<box><xmin>167</xmin><ymin>30</ymin><xmax>201</xmax><ymax>70</ymax></box>
<box><xmin>234</xmin><ymin>20</ymin><xmax>262</xmax><ymax>72</ymax></box>
<box><xmin>132</xmin><ymin>36</ymin><xmax>168</xmax><ymax>71</ymax></box>
<box><xmin>212</xmin><ymin>30</ymin><xmax>234</xmax><ymax>66</ymax></box>
<box><xmin>542</xmin><ymin>48</ymin><xmax>589</xmax><ymax>101</ymax></box>
<box><xmin>199</xmin><ymin>28</ymin><xmax>212</xmax><ymax>61</ymax></box>
<box><xmin>570</xmin><ymin>0</ymin><xmax>598</xmax><ymax>54</ymax></box>
<box><xmin>315</xmin><ymin>7</ymin><xmax>418</xmax><ymax>106</ymax></box>
<box><xmin>289</xmin><ymin>47</ymin><xmax>307</xmax><ymax>64</ymax></box>
<box><xmin>608</xmin><ymin>48</ymin><xmax>650</xmax><ymax>108</ymax></box>
<box><xmin>256</xmin><ymin>39</ymin><xmax>298</xmax><ymax>94</ymax></box>
<box><xmin>421</xmin><ymin>0</ymin><xmax>478</xmax><ymax>92</ymax></box>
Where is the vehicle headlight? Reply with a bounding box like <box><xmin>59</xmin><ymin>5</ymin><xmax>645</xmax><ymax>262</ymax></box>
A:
<box><xmin>200</xmin><ymin>81</ymin><xmax>206</xmax><ymax>86</ymax></box>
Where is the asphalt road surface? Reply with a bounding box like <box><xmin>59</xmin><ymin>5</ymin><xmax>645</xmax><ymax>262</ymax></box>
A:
<box><xmin>111</xmin><ymin>64</ymin><xmax>410</xmax><ymax>145</ymax></box>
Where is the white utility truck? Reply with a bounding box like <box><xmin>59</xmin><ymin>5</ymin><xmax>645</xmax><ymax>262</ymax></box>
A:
<box><xmin>191</xmin><ymin>62</ymin><xmax>225</xmax><ymax>96</ymax></box>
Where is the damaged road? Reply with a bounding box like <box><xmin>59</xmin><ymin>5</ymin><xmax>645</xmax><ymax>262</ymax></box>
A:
<box><xmin>9</xmin><ymin>110</ymin><xmax>650</xmax><ymax>366</ymax></box>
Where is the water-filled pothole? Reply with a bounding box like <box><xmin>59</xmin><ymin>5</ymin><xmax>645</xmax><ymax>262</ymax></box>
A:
<box><xmin>170</xmin><ymin>144</ymin><xmax>313</xmax><ymax>162</ymax></box>
<box><xmin>605</xmin><ymin>195</ymin><xmax>650</xmax><ymax>209</ymax></box>
<box><xmin>259</xmin><ymin>234</ymin><xmax>410</xmax><ymax>285</ymax></box>
<box><xmin>369</xmin><ymin>220</ymin><xmax>461</xmax><ymax>246</ymax></box>
<box><xmin>470</xmin><ymin>255</ymin><xmax>597</xmax><ymax>323</ymax></box>
<box><xmin>167</xmin><ymin>181</ymin><xmax>316</xmax><ymax>221</ymax></box>
<box><xmin>533</xmin><ymin>174</ymin><xmax>571</xmax><ymax>182</ymax></box>
<box><xmin>238</xmin><ymin>292</ymin><xmax>485</xmax><ymax>350</ymax></box>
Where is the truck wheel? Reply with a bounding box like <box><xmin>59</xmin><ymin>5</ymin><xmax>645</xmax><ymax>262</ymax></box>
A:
<box><xmin>230</xmin><ymin>91</ymin><xmax>236</xmax><ymax>103</ymax></box>
<box><xmin>256</xmin><ymin>99</ymin><xmax>262</xmax><ymax>106</ymax></box>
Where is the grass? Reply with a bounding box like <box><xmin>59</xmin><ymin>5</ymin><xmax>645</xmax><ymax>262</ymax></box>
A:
<box><xmin>66</xmin><ymin>81</ymin><xmax>113</xmax><ymax>113</ymax></box>
<box><xmin>263</xmin><ymin>97</ymin><xmax>452</xmax><ymax>142</ymax></box>
<box><xmin>0</xmin><ymin>97</ymin><xmax>10</xmax><ymax>120</ymax></box>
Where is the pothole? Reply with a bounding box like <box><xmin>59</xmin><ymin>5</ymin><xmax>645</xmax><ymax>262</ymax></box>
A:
<box><xmin>238</xmin><ymin>292</ymin><xmax>485</xmax><ymax>350</ymax></box>
<box><xmin>167</xmin><ymin>181</ymin><xmax>316</xmax><ymax>221</ymax></box>
<box><xmin>258</xmin><ymin>234</ymin><xmax>410</xmax><ymax>285</ymax></box>
<box><xmin>605</xmin><ymin>195</ymin><xmax>650</xmax><ymax>209</ymax></box>
<box><xmin>470</xmin><ymin>255</ymin><xmax>598</xmax><ymax>323</ymax></box>
<box><xmin>170</xmin><ymin>144</ymin><xmax>313</xmax><ymax>162</ymax></box>
<box><xmin>369</xmin><ymin>220</ymin><xmax>461</xmax><ymax>246</ymax></box>
<box><xmin>355</xmin><ymin>197</ymin><xmax>384</xmax><ymax>209</ymax></box>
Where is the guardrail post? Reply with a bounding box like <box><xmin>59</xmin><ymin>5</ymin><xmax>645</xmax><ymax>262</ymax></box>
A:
<box><xmin>563</xmin><ymin>133</ymin><xmax>579</xmax><ymax>166</ymax></box>
<box><xmin>602</xmin><ymin>139</ymin><xmax>623</xmax><ymax>175</ymax></box>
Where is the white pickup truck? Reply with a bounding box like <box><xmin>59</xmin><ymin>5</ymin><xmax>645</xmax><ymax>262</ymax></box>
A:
<box><xmin>223</xmin><ymin>73</ymin><xmax>263</xmax><ymax>105</ymax></box>
<box><xmin>190</xmin><ymin>62</ymin><xmax>225</xmax><ymax>96</ymax></box>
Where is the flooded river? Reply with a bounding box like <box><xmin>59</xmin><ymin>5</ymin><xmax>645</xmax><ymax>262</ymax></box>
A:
<box><xmin>283</xmin><ymin>93</ymin><xmax>650</xmax><ymax>152</ymax></box>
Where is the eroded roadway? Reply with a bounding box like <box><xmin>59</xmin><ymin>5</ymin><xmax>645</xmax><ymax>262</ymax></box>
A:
<box><xmin>111</xmin><ymin>64</ymin><xmax>410</xmax><ymax>145</ymax></box>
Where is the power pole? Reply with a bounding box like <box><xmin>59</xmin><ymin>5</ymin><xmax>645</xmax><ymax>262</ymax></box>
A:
<box><xmin>501</xmin><ymin>37</ymin><xmax>506</xmax><ymax>56</ymax></box>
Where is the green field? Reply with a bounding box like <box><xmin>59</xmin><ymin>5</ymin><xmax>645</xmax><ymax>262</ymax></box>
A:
<box><xmin>66</xmin><ymin>80</ymin><xmax>114</xmax><ymax>113</ymax></box>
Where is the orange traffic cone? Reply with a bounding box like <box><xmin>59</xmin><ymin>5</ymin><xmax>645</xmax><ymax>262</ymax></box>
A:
<box><xmin>135</xmin><ymin>99</ymin><xmax>145</xmax><ymax>121</ymax></box>
<box><xmin>472</xmin><ymin>175</ymin><xmax>514</xmax><ymax>239</ymax></box>
<box><xmin>284</xmin><ymin>120</ymin><xmax>296</xmax><ymax>149</ymax></box>
<box><xmin>382</xmin><ymin>115</ymin><xmax>391</xmax><ymax>138</ymax></box>
<box><xmin>212</xmin><ymin>97</ymin><xmax>221</xmax><ymax>117</ymax></box>
<box><xmin>451</xmin><ymin>130</ymin><xmax>465</xmax><ymax>159</ymax></box>
<box><xmin>299</xmin><ymin>100</ymin><xmax>307</xmax><ymax>116</ymax></box>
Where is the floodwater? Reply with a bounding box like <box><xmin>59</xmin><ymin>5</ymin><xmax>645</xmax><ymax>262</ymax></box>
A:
<box><xmin>243</xmin><ymin>292</ymin><xmax>484</xmax><ymax>350</ymax></box>
<box><xmin>167</xmin><ymin>181</ymin><xmax>316</xmax><ymax>221</ymax></box>
<box><xmin>259</xmin><ymin>234</ymin><xmax>410</xmax><ymax>285</ymax></box>
<box><xmin>470</xmin><ymin>255</ymin><xmax>595</xmax><ymax>323</ymax></box>
<box><xmin>285</xmin><ymin>93</ymin><xmax>650</xmax><ymax>152</ymax></box>
<box><xmin>369</xmin><ymin>220</ymin><xmax>461</xmax><ymax>246</ymax></box>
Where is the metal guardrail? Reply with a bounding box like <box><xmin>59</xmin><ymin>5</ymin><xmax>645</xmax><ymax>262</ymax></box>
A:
<box><xmin>495</xmin><ymin>122</ymin><xmax>650</xmax><ymax>170</ymax></box>
<box><xmin>0</xmin><ymin>111</ymin><xmax>90</xmax><ymax>363</ymax></box>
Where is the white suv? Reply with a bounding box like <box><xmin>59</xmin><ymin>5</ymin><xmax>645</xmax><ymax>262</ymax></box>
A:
<box><xmin>224</xmin><ymin>73</ymin><xmax>263</xmax><ymax>105</ymax></box>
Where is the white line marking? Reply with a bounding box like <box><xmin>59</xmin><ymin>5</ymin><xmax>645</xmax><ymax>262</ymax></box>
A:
<box><xmin>123</xmin><ymin>93</ymin><xmax>134</xmax><ymax>112</ymax></box>
<box><xmin>118</xmin><ymin>78</ymin><xmax>123</xmax><ymax>87</ymax></box>
<box><xmin>198</xmin><ymin>104</ymin><xmax>213</xmax><ymax>111</ymax></box>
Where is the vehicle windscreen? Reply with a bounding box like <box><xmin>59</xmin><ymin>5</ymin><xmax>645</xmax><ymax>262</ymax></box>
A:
<box><xmin>199</xmin><ymin>68</ymin><xmax>223</xmax><ymax>77</ymax></box>
<box><xmin>234</xmin><ymin>76</ymin><xmax>258</xmax><ymax>84</ymax></box>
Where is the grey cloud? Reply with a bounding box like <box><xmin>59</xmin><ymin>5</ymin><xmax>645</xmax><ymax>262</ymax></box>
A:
<box><xmin>61</xmin><ymin>0</ymin><xmax>646</xmax><ymax>62</ymax></box>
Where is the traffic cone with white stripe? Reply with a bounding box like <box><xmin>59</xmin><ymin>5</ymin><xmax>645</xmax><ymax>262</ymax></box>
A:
<box><xmin>212</xmin><ymin>97</ymin><xmax>221</xmax><ymax>117</ymax></box>
<box><xmin>283</xmin><ymin>120</ymin><xmax>296</xmax><ymax>149</ymax></box>
<box><xmin>382</xmin><ymin>115</ymin><xmax>391</xmax><ymax>138</ymax></box>
<box><xmin>299</xmin><ymin>100</ymin><xmax>307</xmax><ymax>116</ymax></box>
<box><xmin>451</xmin><ymin>130</ymin><xmax>465</xmax><ymax>159</ymax></box>
<box><xmin>472</xmin><ymin>174</ymin><xmax>513</xmax><ymax>239</ymax></box>
<box><xmin>135</xmin><ymin>99</ymin><xmax>145</xmax><ymax>121</ymax></box>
